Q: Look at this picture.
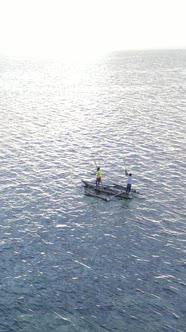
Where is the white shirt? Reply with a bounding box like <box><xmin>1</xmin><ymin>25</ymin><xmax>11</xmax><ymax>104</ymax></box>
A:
<box><xmin>127</xmin><ymin>175</ymin><xmax>132</xmax><ymax>185</ymax></box>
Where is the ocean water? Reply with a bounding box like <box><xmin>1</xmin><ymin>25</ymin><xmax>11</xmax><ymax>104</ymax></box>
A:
<box><xmin>0</xmin><ymin>50</ymin><xmax>185</xmax><ymax>332</ymax></box>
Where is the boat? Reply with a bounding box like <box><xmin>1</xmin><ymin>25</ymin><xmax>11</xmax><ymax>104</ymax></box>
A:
<box><xmin>81</xmin><ymin>180</ymin><xmax>132</xmax><ymax>199</ymax></box>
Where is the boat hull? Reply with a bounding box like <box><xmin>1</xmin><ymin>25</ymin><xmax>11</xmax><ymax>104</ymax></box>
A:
<box><xmin>82</xmin><ymin>180</ymin><xmax>132</xmax><ymax>199</ymax></box>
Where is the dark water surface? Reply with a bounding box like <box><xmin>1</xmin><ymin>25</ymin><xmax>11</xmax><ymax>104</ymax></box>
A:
<box><xmin>0</xmin><ymin>50</ymin><xmax>186</xmax><ymax>331</ymax></box>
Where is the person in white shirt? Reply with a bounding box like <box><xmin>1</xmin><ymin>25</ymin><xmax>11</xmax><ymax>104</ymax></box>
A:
<box><xmin>125</xmin><ymin>169</ymin><xmax>132</xmax><ymax>194</ymax></box>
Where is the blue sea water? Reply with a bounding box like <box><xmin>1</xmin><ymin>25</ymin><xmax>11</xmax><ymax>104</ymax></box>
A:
<box><xmin>0</xmin><ymin>50</ymin><xmax>186</xmax><ymax>331</ymax></box>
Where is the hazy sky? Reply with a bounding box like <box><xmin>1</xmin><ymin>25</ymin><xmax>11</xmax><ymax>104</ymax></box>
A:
<box><xmin>0</xmin><ymin>0</ymin><xmax>185</xmax><ymax>59</ymax></box>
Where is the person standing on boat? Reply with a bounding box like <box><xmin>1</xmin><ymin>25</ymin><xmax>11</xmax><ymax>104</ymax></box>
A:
<box><xmin>125</xmin><ymin>169</ymin><xmax>132</xmax><ymax>194</ymax></box>
<box><xmin>96</xmin><ymin>167</ymin><xmax>102</xmax><ymax>186</ymax></box>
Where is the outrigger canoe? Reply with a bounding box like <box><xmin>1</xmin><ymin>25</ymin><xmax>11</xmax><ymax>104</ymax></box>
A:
<box><xmin>81</xmin><ymin>180</ymin><xmax>132</xmax><ymax>199</ymax></box>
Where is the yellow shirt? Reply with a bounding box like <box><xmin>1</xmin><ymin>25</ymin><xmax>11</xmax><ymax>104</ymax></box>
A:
<box><xmin>96</xmin><ymin>170</ymin><xmax>102</xmax><ymax>178</ymax></box>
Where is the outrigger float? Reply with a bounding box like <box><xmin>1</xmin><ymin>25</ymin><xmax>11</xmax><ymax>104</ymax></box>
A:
<box><xmin>81</xmin><ymin>180</ymin><xmax>137</xmax><ymax>201</ymax></box>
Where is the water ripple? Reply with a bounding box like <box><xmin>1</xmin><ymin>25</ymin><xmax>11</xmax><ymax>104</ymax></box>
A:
<box><xmin>0</xmin><ymin>50</ymin><xmax>186</xmax><ymax>331</ymax></box>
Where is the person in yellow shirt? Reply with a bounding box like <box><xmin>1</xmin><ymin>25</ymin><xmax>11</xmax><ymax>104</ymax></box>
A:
<box><xmin>96</xmin><ymin>167</ymin><xmax>102</xmax><ymax>186</ymax></box>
